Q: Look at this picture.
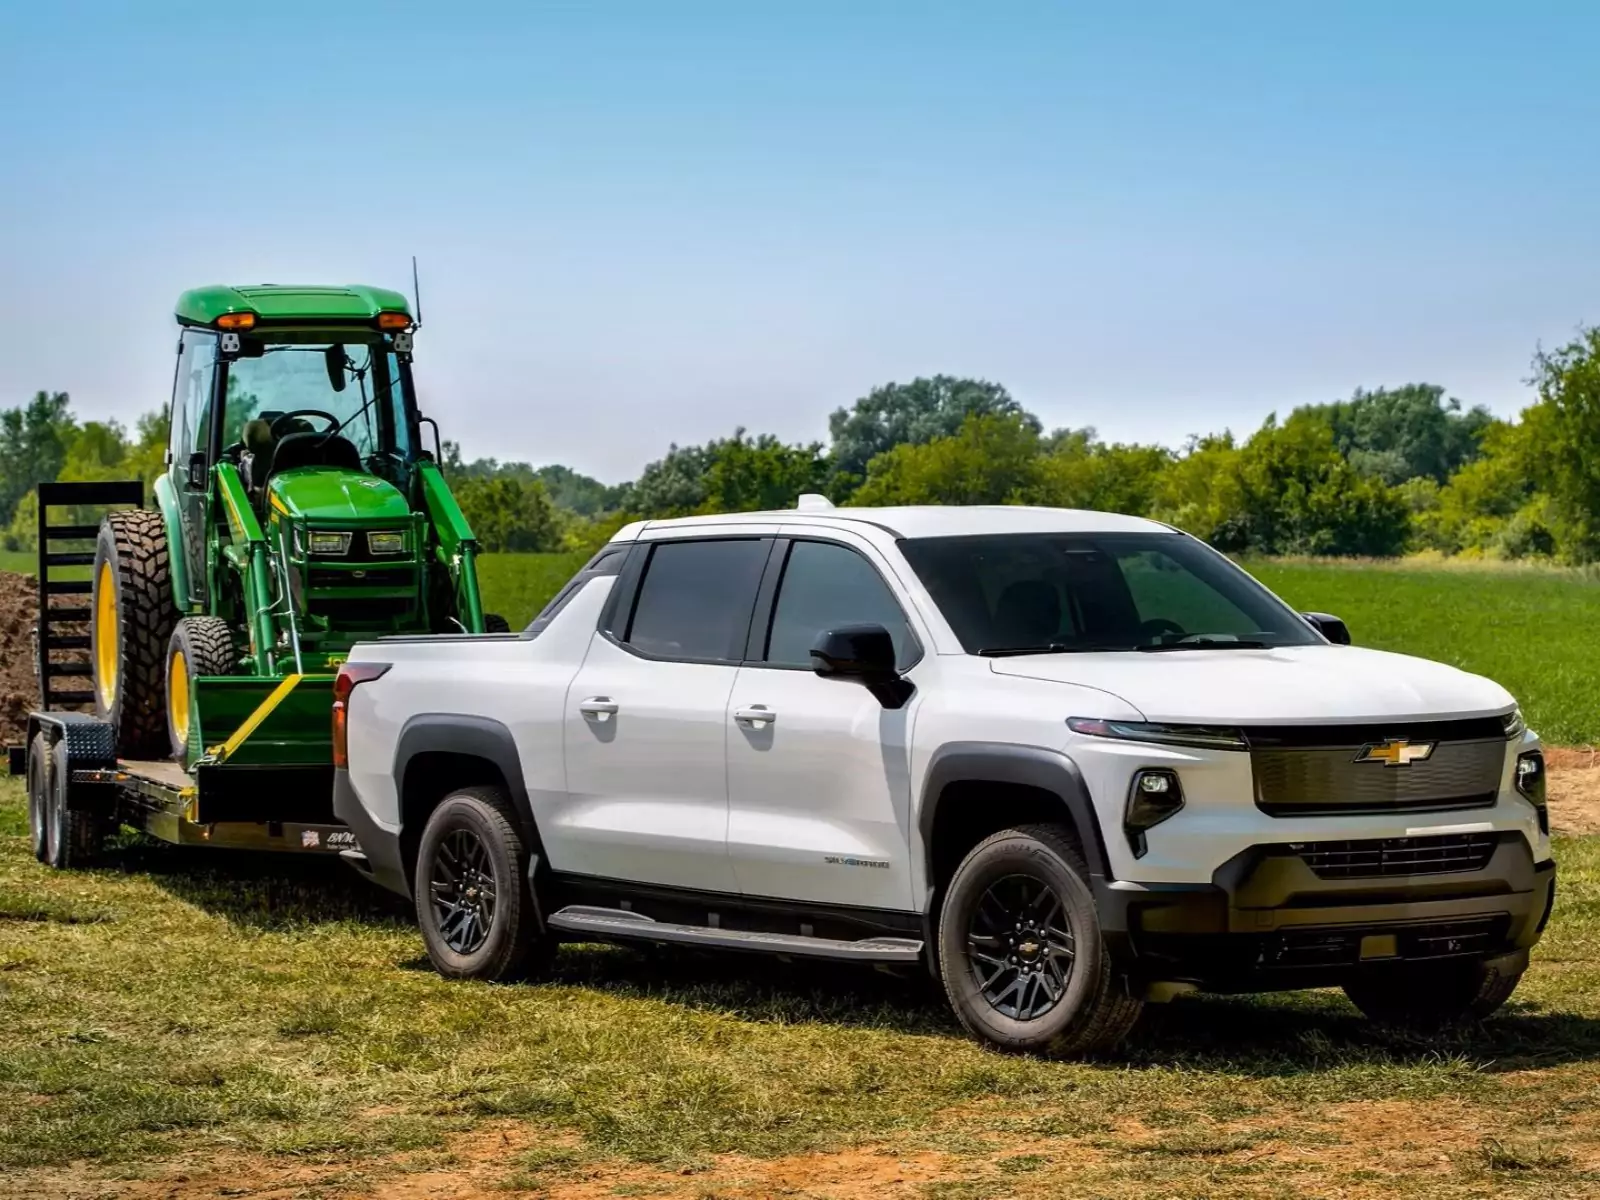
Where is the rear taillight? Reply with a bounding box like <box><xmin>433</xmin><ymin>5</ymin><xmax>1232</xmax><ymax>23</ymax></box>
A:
<box><xmin>332</xmin><ymin>662</ymin><xmax>391</xmax><ymax>769</ymax></box>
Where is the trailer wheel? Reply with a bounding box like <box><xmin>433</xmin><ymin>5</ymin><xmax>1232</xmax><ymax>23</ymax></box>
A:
<box><xmin>415</xmin><ymin>786</ymin><xmax>551</xmax><ymax>982</ymax></box>
<box><xmin>483</xmin><ymin>612</ymin><xmax>512</xmax><ymax>634</ymax></box>
<box><xmin>44</xmin><ymin>739</ymin><xmax>102</xmax><ymax>869</ymax></box>
<box><xmin>166</xmin><ymin>616</ymin><xmax>239</xmax><ymax>764</ymax></box>
<box><xmin>26</xmin><ymin>732</ymin><xmax>50</xmax><ymax>863</ymax></box>
<box><xmin>93</xmin><ymin>510</ymin><xmax>178</xmax><ymax>758</ymax></box>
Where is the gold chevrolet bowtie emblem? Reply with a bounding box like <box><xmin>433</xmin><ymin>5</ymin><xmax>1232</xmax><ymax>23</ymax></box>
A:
<box><xmin>1355</xmin><ymin>738</ymin><xmax>1436</xmax><ymax>767</ymax></box>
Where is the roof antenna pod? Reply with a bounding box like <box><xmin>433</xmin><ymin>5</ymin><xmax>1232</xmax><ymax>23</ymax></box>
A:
<box><xmin>796</xmin><ymin>493</ymin><xmax>835</xmax><ymax>512</ymax></box>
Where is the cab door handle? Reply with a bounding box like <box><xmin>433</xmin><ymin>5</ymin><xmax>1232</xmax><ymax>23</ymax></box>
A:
<box><xmin>734</xmin><ymin>705</ymin><xmax>777</xmax><ymax>729</ymax></box>
<box><xmin>579</xmin><ymin>697</ymin><xmax>619</xmax><ymax>722</ymax></box>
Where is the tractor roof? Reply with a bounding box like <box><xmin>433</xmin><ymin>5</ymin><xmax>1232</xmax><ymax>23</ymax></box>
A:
<box><xmin>175</xmin><ymin>284</ymin><xmax>411</xmax><ymax>328</ymax></box>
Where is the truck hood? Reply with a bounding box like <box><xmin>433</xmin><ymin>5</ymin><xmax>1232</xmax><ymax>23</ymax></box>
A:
<box><xmin>989</xmin><ymin>644</ymin><xmax>1516</xmax><ymax>726</ymax></box>
<box><xmin>267</xmin><ymin>467</ymin><xmax>411</xmax><ymax>523</ymax></box>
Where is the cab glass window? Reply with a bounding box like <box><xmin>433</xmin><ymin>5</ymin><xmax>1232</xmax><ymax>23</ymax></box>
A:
<box><xmin>624</xmin><ymin>539</ymin><xmax>768</xmax><ymax>661</ymax></box>
<box><xmin>764</xmin><ymin>540</ymin><xmax>916</xmax><ymax>668</ymax></box>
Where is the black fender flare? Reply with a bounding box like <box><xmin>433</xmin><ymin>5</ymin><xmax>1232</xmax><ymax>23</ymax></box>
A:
<box><xmin>918</xmin><ymin>741</ymin><xmax>1114</xmax><ymax>887</ymax></box>
<box><xmin>392</xmin><ymin>713</ymin><xmax>538</xmax><ymax>845</ymax></box>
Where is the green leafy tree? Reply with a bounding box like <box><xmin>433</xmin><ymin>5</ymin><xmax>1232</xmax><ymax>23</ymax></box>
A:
<box><xmin>0</xmin><ymin>390</ymin><xmax>76</xmax><ymax>524</ymax></box>
<box><xmin>829</xmin><ymin>376</ymin><xmax>1038</xmax><ymax>480</ymax></box>
<box><xmin>851</xmin><ymin>412</ymin><xmax>1043</xmax><ymax>506</ymax></box>
<box><xmin>1152</xmin><ymin>435</ymin><xmax>1250</xmax><ymax>550</ymax></box>
<box><xmin>532</xmin><ymin>464</ymin><xmax>626</xmax><ymax>516</ymax></box>
<box><xmin>1530</xmin><ymin>326</ymin><xmax>1600</xmax><ymax>561</ymax></box>
<box><xmin>1028</xmin><ymin>437</ymin><xmax>1172</xmax><ymax>515</ymax></box>
<box><xmin>1296</xmin><ymin>384</ymin><xmax>1493</xmax><ymax>485</ymax></box>
<box><xmin>451</xmin><ymin>476</ymin><xmax>565</xmax><ymax>552</ymax></box>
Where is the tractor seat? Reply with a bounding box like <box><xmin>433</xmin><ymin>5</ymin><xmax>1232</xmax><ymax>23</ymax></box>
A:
<box><xmin>258</xmin><ymin>431</ymin><xmax>364</xmax><ymax>482</ymax></box>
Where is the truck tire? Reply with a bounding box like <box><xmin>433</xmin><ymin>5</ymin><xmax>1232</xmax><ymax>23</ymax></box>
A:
<box><xmin>482</xmin><ymin>612</ymin><xmax>512</xmax><ymax>634</ymax></box>
<box><xmin>938</xmin><ymin>823</ymin><xmax>1143</xmax><ymax>1058</ymax></box>
<box><xmin>415</xmin><ymin>786</ymin><xmax>551</xmax><ymax>982</ymax></box>
<box><xmin>1343</xmin><ymin>958</ymin><xmax>1525</xmax><ymax>1028</ymax></box>
<box><xmin>166</xmin><ymin>616</ymin><xmax>240</xmax><ymax>764</ymax></box>
<box><xmin>26</xmin><ymin>732</ymin><xmax>50</xmax><ymax>863</ymax></box>
<box><xmin>92</xmin><ymin>510</ymin><xmax>178</xmax><ymax>758</ymax></box>
<box><xmin>44</xmin><ymin>738</ymin><xmax>103</xmax><ymax>869</ymax></box>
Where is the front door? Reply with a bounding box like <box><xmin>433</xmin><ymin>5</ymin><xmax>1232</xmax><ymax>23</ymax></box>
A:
<box><xmin>559</xmin><ymin>535</ymin><xmax>772</xmax><ymax>894</ymax></box>
<box><xmin>726</xmin><ymin>536</ymin><xmax>922</xmax><ymax>911</ymax></box>
<box><xmin>168</xmin><ymin>329</ymin><xmax>218</xmax><ymax>607</ymax></box>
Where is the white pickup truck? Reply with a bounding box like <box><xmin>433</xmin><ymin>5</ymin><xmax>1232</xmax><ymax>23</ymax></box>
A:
<box><xmin>333</xmin><ymin>501</ymin><xmax>1555</xmax><ymax>1057</ymax></box>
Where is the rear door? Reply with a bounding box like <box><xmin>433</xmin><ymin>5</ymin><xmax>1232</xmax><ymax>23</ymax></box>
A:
<box><xmin>560</xmin><ymin>533</ymin><xmax>773</xmax><ymax>893</ymax></box>
<box><xmin>725</xmin><ymin>534</ymin><xmax>922</xmax><ymax>911</ymax></box>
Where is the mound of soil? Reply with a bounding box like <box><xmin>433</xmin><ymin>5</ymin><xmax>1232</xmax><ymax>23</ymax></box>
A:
<box><xmin>0</xmin><ymin>570</ymin><xmax>44</xmax><ymax>744</ymax></box>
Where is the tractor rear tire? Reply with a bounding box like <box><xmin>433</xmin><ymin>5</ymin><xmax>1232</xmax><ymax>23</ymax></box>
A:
<box><xmin>483</xmin><ymin>612</ymin><xmax>512</xmax><ymax>634</ymax></box>
<box><xmin>166</xmin><ymin>617</ymin><xmax>240</xmax><ymax>764</ymax></box>
<box><xmin>92</xmin><ymin>511</ymin><xmax>177</xmax><ymax>758</ymax></box>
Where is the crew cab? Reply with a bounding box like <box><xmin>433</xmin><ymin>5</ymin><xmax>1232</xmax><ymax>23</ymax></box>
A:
<box><xmin>334</xmin><ymin>500</ymin><xmax>1555</xmax><ymax>1056</ymax></box>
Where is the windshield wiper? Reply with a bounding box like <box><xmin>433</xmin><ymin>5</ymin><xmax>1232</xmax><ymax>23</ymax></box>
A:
<box><xmin>977</xmin><ymin>643</ymin><xmax>1129</xmax><ymax>656</ymax></box>
<box><xmin>1137</xmin><ymin>638</ymin><xmax>1271</xmax><ymax>652</ymax></box>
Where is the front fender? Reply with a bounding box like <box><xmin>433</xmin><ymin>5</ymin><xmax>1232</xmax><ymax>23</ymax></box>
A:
<box><xmin>152</xmin><ymin>473</ymin><xmax>193</xmax><ymax>610</ymax></box>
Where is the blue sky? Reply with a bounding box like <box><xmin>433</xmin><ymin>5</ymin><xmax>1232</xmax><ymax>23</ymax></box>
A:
<box><xmin>1</xmin><ymin>1</ymin><xmax>1595</xmax><ymax>483</ymax></box>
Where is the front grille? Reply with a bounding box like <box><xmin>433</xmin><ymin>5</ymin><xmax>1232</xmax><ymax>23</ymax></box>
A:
<box><xmin>308</xmin><ymin>567</ymin><xmax>416</xmax><ymax>590</ymax></box>
<box><xmin>1294</xmin><ymin>833</ymin><xmax>1499</xmax><ymax>880</ymax></box>
<box><xmin>1247</xmin><ymin>723</ymin><xmax>1505</xmax><ymax>816</ymax></box>
<box><xmin>1264</xmin><ymin>916</ymin><xmax>1508</xmax><ymax>969</ymax></box>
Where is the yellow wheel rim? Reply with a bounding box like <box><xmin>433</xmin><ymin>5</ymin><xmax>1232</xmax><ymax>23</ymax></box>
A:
<box><xmin>169</xmin><ymin>649</ymin><xmax>190</xmax><ymax>751</ymax></box>
<box><xmin>94</xmin><ymin>561</ymin><xmax>118</xmax><ymax>709</ymax></box>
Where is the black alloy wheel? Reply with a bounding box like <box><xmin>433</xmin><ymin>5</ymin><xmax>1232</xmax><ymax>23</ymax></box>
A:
<box><xmin>429</xmin><ymin>827</ymin><xmax>499</xmax><ymax>955</ymax></box>
<box><xmin>968</xmin><ymin>873</ymin><xmax>1075</xmax><ymax>1020</ymax></box>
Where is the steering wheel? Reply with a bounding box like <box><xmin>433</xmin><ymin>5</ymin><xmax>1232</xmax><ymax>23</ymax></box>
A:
<box><xmin>1140</xmin><ymin>618</ymin><xmax>1186</xmax><ymax>641</ymax></box>
<box><xmin>269</xmin><ymin>409</ymin><xmax>340</xmax><ymax>436</ymax></box>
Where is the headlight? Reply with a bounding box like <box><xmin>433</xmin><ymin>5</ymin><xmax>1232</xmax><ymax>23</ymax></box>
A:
<box><xmin>1068</xmin><ymin>717</ymin><xmax>1248</xmax><ymax>752</ymax></box>
<box><xmin>1516</xmin><ymin>750</ymin><xmax>1548</xmax><ymax>836</ymax></box>
<box><xmin>1502</xmin><ymin>707</ymin><xmax>1526</xmax><ymax>739</ymax></box>
<box><xmin>308</xmin><ymin>531</ymin><xmax>352</xmax><ymax>556</ymax></box>
<box><xmin>1125</xmin><ymin>768</ymin><xmax>1185</xmax><ymax>857</ymax></box>
<box><xmin>367</xmin><ymin>531</ymin><xmax>406</xmax><ymax>555</ymax></box>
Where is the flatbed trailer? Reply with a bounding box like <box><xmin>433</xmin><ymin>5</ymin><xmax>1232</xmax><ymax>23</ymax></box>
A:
<box><xmin>13</xmin><ymin>710</ymin><xmax>359</xmax><ymax>866</ymax></box>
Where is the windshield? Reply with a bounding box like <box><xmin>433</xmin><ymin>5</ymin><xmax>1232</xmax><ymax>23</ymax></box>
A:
<box><xmin>898</xmin><ymin>532</ymin><xmax>1321</xmax><ymax>654</ymax></box>
<box><xmin>215</xmin><ymin>340</ymin><xmax>415</xmax><ymax>463</ymax></box>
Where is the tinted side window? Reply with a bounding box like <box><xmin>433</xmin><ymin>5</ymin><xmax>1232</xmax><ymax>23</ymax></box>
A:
<box><xmin>625</xmin><ymin>539</ymin><xmax>768</xmax><ymax>661</ymax></box>
<box><xmin>765</xmin><ymin>540</ymin><xmax>915</xmax><ymax>668</ymax></box>
<box><xmin>170</xmin><ymin>330</ymin><xmax>217</xmax><ymax>468</ymax></box>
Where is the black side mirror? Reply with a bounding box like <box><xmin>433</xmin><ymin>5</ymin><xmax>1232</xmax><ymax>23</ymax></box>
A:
<box><xmin>810</xmin><ymin>623</ymin><xmax>914</xmax><ymax>709</ymax></box>
<box><xmin>186</xmin><ymin>451</ymin><xmax>208</xmax><ymax>490</ymax></box>
<box><xmin>324</xmin><ymin>343</ymin><xmax>348</xmax><ymax>393</ymax></box>
<box><xmin>1303</xmin><ymin>612</ymin><xmax>1351</xmax><ymax>645</ymax></box>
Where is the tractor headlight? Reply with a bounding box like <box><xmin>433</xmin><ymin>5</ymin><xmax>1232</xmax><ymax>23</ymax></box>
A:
<box><xmin>307</xmin><ymin>531</ymin><xmax>352</xmax><ymax>557</ymax></box>
<box><xmin>367</xmin><ymin>531</ymin><xmax>406</xmax><ymax>555</ymax></box>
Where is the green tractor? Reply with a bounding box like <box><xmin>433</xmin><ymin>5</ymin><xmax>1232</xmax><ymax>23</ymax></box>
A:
<box><xmin>89</xmin><ymin>283</ymin><xmax>504</xmax><ymax>774</ymax></box>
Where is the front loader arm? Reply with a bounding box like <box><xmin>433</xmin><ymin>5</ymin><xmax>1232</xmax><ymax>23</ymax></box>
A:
<box><xmin>215</xmin><ymin>463</ymin><xmax>278</xmax><ymax>673</ymax></box>
<box><xmin>417</xmin><ymin>461</ymin><xmax>486</xmax><ymax>633</ymax></box>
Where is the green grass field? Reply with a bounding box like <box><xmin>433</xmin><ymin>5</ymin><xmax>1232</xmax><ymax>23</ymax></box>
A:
<box><xmin>1</xmin><ymin>778</ymin><xmax>1598</xmax><ymax>1198</ymax></box>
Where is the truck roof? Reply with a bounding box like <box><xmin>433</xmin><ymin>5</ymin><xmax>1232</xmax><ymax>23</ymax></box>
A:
<box><xmin>623</xmin><ymin>504</ymin><xmax>1174</xmax><ymax>541</ymax></box>
<box><xmin>175</xmin><ymin>284</ymin><xmax>411</xmax><ymax>327</ymax></box>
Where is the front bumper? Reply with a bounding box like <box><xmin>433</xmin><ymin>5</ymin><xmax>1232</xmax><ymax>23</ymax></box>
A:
<box><xmin>1098</xmin><ymin>832</ymin><xmax>1556</xmax><ymax>991</ymax></box>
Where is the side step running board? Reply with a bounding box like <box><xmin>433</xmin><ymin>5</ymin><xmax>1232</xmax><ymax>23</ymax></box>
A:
<box><xmin>545</xmin><ymin>905</ymin><xmax>924</xmax><ymax>964</ymax></box>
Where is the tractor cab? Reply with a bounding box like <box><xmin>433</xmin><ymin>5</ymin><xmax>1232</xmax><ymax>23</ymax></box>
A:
<box><xmin>80</xmin><ymin>283</ymin><xmax>500</xmax><ymax>774</ymax></box>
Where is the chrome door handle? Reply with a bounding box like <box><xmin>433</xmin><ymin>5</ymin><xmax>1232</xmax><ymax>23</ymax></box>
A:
<box><xmin>734</xmin><ymin>705</ymin><xmax>777</xmax><ymax>728</ymax></box>
<box><xmin>579</xmin><ymin>697</ymin><xmax>619</xmax><ymax>722</ymax></box>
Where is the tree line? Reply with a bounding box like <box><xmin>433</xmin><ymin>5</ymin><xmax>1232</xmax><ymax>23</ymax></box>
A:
<box><xmin>4</xmin><ymin>324</ymin><xmax>1599</xmax><ymax>562</ymax></box>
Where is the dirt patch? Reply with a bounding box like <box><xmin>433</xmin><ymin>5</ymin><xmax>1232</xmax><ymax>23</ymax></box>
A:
<box><xmin>1545</xmin><ymin>746</ymin><xmax>1600</xmax><ymax>835</ymax></box>
<box><xmin>0</xmin><ymin>569</ymin><xmax>92</xmax><ymax>746</ymax></box>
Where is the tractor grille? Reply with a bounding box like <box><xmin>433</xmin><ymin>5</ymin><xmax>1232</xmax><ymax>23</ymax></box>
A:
<box><xmin>1263</xmin><ymin>916</ymin><xmax>1509</xmax><ymax>969</ymax></box>
<box><xmin>1246</xmin><ymin>719</ymin><xmax>1506</xmax><ymax>817</ymax></box>
<box><xmin>308</xmin><ymin>567</ymin><xmax>416</xmax><ymax>590</ymax></box>
<box><xmin>1294</xmin><ymin>833</ymin><xmax>1499</xmax><ymax>880</ymax></box>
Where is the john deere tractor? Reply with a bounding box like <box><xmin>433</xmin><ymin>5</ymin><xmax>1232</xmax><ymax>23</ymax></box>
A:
<box><xmin>88</xmin><ymin>284</ymin><xmax>505</xmax><ymax>774</ymax></box>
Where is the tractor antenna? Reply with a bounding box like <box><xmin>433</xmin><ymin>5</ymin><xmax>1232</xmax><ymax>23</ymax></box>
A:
<box><xmin>411</xmin><ymin>255</ymin><xmax>424</xmax><ymax>331</ymax></box>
